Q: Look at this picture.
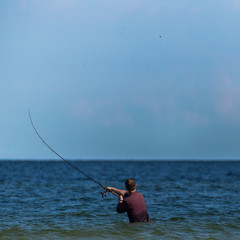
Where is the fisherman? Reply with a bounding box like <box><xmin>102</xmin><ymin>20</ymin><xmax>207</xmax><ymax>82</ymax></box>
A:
<box><xmin>106</xmin><ymin>178</ymin><xmax>150</xmax><ymax>223</ymax></box>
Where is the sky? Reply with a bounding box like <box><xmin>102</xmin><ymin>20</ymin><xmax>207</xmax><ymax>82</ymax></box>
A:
<box><xmin>1</xmin><ymin>0</ymin><xmax>240</xmax><ymax>160</ymax></box>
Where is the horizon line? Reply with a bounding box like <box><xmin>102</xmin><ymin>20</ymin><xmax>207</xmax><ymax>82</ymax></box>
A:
<box><xmin>0</xmin><ymin>158</ymin><xmax>240</xmax><ymax>161</ymax></box>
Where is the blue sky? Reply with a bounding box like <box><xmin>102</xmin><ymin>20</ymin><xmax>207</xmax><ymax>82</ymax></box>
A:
<box><xmin>1</xmin><ymin>0</ymin><xmax>240</xmax><ymax>160</ymax></box>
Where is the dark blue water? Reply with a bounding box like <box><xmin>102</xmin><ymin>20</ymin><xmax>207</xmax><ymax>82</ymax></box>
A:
<box><xmin>1</xmin><ymin>160</ymin><xmax>240</xmax><ymax>239</ymax></box>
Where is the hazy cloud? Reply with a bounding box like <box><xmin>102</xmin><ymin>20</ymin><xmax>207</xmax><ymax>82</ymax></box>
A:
<box><xmin>214</xmin><ymin>76</ymin><xmax>240</xmax><ymax>124</ymax></box>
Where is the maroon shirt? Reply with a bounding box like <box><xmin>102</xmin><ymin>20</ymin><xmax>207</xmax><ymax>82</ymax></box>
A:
<box><xmin>117</xmin><ymin>191</ymin><xmax>150</xmax><ymax>223</ymax></box>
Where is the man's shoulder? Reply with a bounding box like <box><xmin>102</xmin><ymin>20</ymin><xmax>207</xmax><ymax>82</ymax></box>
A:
<box><xmin>134</xmin><ymin>191</ymin><xmax>145</xmax><ymax>198</ymax></box>
<box><xmin>124</xmin><ymin>191</ymin><xmax>144</xmax><ymax>199</ymax></box>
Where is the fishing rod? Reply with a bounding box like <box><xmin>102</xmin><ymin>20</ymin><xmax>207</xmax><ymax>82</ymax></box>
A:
<box><xmin>28</xmin><ymin>109</ymin><xmax>115</xmax><ymax>198</ymax></box>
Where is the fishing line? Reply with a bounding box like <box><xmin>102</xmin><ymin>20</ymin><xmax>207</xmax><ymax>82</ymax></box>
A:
<box><xmin>28</xmin><ymin>109</ymin><xmax>106</xmax><ymax>189</ymax></box>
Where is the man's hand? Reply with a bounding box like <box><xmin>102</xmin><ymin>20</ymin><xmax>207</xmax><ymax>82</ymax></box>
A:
<box><xmin>105</xmin><ymin>187</ymin><xmax>112</xmax><ymax>192</ymax></box>
<box><xmin>119</xmin><ymin>195</ymin><xmax>123</xmax><ymax>203</ymax></box>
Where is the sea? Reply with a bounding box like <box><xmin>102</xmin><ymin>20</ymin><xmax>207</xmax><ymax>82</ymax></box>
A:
<box><xmin>0</xmin><ymin>160</ymin><xmax>240</xmax><ymax>240</ymax></box>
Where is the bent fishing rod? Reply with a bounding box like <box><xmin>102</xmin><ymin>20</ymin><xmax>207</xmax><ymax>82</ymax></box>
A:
<box><xmin>28</xmin><ymin>110</ymin><xmax>117</xmax><ymax>198</ymax></box>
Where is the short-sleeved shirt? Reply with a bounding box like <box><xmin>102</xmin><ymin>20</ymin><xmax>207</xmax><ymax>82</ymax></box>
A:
<box><xmin>117</xmin><ymin>191</ymin><xmax>150</xmax><ymax>223</ymax></box>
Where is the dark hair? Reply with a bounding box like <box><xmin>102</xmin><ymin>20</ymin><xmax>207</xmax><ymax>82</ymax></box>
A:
<box><xmin>125</xmin><ymin>178</ymin><xmax>136</xmax><ymax>191</ymax></box>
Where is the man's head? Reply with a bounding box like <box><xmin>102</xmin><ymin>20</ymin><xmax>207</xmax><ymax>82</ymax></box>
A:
<box><xmin>125</xmin><ymin>178</ymin><xmax>137</xmax><ymax>192</ymax></box>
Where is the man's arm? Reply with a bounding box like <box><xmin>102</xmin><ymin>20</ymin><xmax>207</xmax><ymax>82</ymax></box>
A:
<box><xmin>106</xmin><ymin>187</ymin><xmax>127</xmax><ymax>196</ymax></box>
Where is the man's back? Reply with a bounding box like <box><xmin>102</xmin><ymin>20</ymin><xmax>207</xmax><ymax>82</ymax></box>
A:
<box><xmin>117</xmin><ymin>191</ymin><xmax>150</xmax><ymax>223</ymax></box>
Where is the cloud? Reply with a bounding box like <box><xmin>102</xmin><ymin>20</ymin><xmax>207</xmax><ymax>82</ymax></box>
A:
<box><xmin>70</xmin><ymin>99</ymin><xmax>134</xmax><ymax>127</ymax></box>
<box><xmin>71</xmin><ymin>93</ymin><xmax>210</xmax><ymax>128</ymax></box>
<box><xmin>182</xmin><ymin>111</ymin><xmax>209</xmax><ymax>126</ymax></box>
<box><xmin>213</xmin><ymin>76</ymin><xmax>240</xmax><ymax>125</ymax></box>
<box><xmin>226</xmin><ymin>0</ymin><xmax>240</xmax><ymax>9</ymax></box>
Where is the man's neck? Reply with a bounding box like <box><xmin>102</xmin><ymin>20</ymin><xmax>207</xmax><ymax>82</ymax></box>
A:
<box><xmin>128</xmin><ymin>189</ymin><xmax>136</xmax><ymax>195</ymax></box>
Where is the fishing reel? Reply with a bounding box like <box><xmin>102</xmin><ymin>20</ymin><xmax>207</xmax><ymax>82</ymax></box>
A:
<box><xmin>101</xmin><ymin>190</ymin><xmax>108</xmax><ymax>198</ymax></box>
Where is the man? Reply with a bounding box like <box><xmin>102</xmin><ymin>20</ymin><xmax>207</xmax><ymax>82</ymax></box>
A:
<box><xmin>106</xmin><ymin>178</ymin><xmax>150</xmax><ymax>223</ymax></box>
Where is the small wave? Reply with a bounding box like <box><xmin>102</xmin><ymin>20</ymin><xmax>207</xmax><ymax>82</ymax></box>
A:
<box><xmin>168</xmin><ymin>216</ymin><xmax>185</xmax><ymax>221</ymax></box>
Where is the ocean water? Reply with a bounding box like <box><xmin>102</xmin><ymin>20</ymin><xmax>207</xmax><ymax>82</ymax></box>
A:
<box><xmin>0</xmin><ymin>160</ymin><xmax>240</xmax><ymax>240</ymax></box>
